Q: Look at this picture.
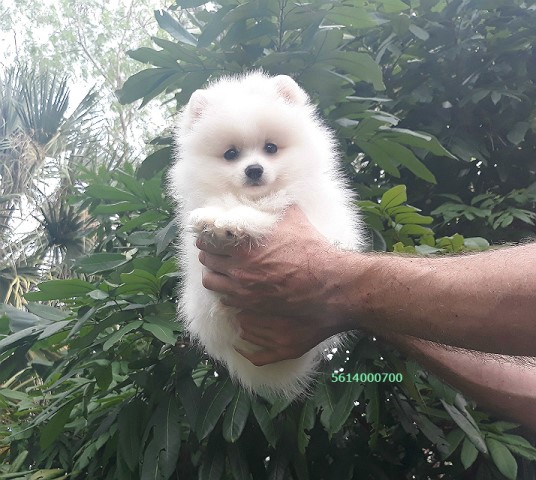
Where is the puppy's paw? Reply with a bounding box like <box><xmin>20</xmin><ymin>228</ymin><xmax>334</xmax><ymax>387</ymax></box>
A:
<box><xmin>187</xmin><ymin>207</ymin><xmax>223</xmax><ymax>235</ymax></box>
<box><xmin>214</xmin><ymin>207</ymin><xmax>276</xmax><ymax>241</ymax></box>
<box><xmin>187</xmin><ymin>207</ymin><xmax>242</xmax><ymax>245</ymax></box>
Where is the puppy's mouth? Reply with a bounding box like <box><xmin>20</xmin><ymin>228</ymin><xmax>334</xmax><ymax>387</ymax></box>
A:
<box><xmin>244</xmin><ymin>179</ymin><xmax>266</xmax><ymax>187</ymax></box>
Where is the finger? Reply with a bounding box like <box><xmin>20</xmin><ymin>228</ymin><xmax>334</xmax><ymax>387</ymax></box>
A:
<box><xmin>235</xmin><ymin>347</ymin><xmax>284</xmax><ymax>366</ymax></box>
<box><xmin>236</xmin><ymin>311</ymin><xmax>303</xmax><ymax>332</ymax></box>
<box><xmin>201</xmin><ymin>270</ymin><xmax>237</xmax><ymax>294</ymax></box>
<box><xmin>238</xmin><ymin>328</ymin><xmax>275</xmax><ymax>348</ymax></box>
<box><xmin>199</xmin><ymin>251</ymin><xmax>233</xmax><ymax>275</ymax></box>
<box><xmin>235</xmin><ymin>311</ymin><xmax>278</xmax><ymax>332</ymax></box>
<box><xmin>221</xmin><ymin>295</ymin><xmax>262</xmax><ymax>310</ymax></box>
<box><xmin>196</xmin><ymin>237</ymin><xmax>238</xmax><ymax>256</ymax></box>
<box><xmin>195</xmin><ymin>237</ymin><xmax>233</xmax><ymax>256</ymax></box>
<box><xmin>220</xmin><ymin>295</ymin><xmax>248</xmax><ymax>308</ymax></box>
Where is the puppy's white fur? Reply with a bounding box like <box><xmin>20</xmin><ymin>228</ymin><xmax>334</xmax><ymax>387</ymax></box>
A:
<box><xmin>168</xmin><ymin>72</ymin><xmax>365</xmax><ymax>399</ymax></box>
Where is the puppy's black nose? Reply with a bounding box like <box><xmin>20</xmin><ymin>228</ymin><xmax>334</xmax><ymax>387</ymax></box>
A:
<box><xmin>245</xmin><ymin>164</ymin><xmax>264</xmax><ymax>181</ymax></box>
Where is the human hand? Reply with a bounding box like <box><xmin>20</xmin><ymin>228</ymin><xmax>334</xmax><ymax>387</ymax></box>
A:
<box><xmin>196</xmin><ymin>205</ymin><xmax>346</xmax><ymax>322</ymax></box>
<box><xmin>232</xmin><ymin>310</ymin><xmax>341</xmax><ymax>366</ymax></box>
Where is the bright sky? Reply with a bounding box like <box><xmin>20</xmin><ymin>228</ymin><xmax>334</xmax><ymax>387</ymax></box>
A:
<box><xmin>1</xmin><ymin>0</ymin><xmax>169</xmax><ymax>236</ymax></box>
<box><xmin>1</xmin><ymin>0</ymin><xmax>153</xmax><ymax>111</ymax></box>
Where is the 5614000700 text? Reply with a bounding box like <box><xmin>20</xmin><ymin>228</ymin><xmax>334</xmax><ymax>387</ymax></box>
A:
<box><xmin>331</xmin><ymin>372</ymin><xmax>403</xmax><ymax>383</ymax></box>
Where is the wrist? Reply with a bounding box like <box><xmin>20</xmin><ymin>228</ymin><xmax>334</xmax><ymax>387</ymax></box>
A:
<box><xmin>319</xmin><ymin>249</ymin><xmax>375</xmax><ymax>334</ymax></box>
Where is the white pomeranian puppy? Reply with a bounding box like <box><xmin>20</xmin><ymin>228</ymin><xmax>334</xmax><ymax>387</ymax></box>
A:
<box><xmin>168</xmin><ymin>71</ymin><xmax>365</xmax><ymax>399</ymax></box>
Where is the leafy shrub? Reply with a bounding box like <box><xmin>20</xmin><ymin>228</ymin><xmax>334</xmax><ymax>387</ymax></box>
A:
<box><xmin>1</xmin><ymin>1</ymin><xmax>536</xmax><ymax>479</ymax></box>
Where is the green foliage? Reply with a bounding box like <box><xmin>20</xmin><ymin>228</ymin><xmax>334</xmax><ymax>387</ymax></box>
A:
<box><xmin>370</xmin><ymin>0</ymin><xmax>536</xmax><ymax>242</ymax></box>
<box><xmin>1</xmin><ymin>0</ymin><xmax>536</xmax><ymax>479</ymax></box>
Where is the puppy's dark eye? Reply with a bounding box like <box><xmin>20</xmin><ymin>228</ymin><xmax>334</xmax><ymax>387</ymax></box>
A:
<box><xmin>224</xmin><ymin>148</ymin><xmax>239</xmax><ymax>160</ymax></box>
<box><xmin>265</xmin><ymin>143</ymin><xmax>278</xmax><ymax>154</ymax></box>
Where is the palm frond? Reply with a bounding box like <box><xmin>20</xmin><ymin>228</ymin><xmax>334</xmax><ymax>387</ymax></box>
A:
<box><xmin>16</xmin><ymin>69</ymin><xmax>69</xmax><ymax>146</ymax></box>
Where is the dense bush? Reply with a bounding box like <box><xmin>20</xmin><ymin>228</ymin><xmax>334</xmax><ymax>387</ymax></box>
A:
<box><xmin>1</xmin><ymin>1</ymin><xmax>535</xmax><ymax>479</ymax></box>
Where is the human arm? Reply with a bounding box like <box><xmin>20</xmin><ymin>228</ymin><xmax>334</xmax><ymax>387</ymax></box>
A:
<box><xmin>198</xmin><ymin>206</ymin><xmax>536</xmax><ymax>357</ymax></box>
<box><xmin>381</xmin><ymin>333</ymin><xmax>536</xmax><ymax>433</ymax></box>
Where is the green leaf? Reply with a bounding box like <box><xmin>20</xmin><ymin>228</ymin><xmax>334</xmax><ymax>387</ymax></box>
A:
<box><xmin>199</xmin><ymin>435</ymin><xmax>225</xmax><ymax>480</ymax></box>
<box><xmin>399</xmin><ymin>224</ymin><xmax>434</xmax><ymax>236</ymax></box>
<box><xmin>312</xmin><ymin>29</ymin><xmax>343</xmax><ymax>58</ymax></box>
<box><xmin>118</xmin><ymin>210</ymin><xmax>167</xmax><ymax>235</ymax></box>
<box><xmin>441</xmin><ymin>400</ymin><xmax>487</xmax><ymax>454</ymax></box>
<box><xmin>444</xmin><ymin>429</ymin><xmax>465</xmax><ymax>459</ymax></box>
<box><xmin>380</xmin><ymin>0</ymin><xmax>410</xmax><ymax>12</ymax></box>
<box><xmin>227</xmin><ymin>443</ymin><xmax>252</xmax><ymax>480</ymax></box>
<box><xmin>222</xmin><ymin>2</ymin><xmax>274</xmax><ymax>24</ymax></box>
<box><xmin>94</xmin><ymin>363</ymin><xmax>113</xmax><ymax>391</ymax></box>
<box><xmin>326</xmin><ymin>6</ymin><xmax>378</xmax><ymax>29</ymax></box>
<box><xmin>222</xmin><ymin>389</ymin><xmax>250</xmax><ymax>442</ymax></box>
<box><xmin>486</xmin><ymin>438</ymin><xmax>518</xmax><ymax>480</ymax></box>
<box><xmin>460</xmin><ymin>436</ymin><xmax>479</xmax><ymax>469</ymax></box>
<box><xmin>365</xmin><ymin>383</ymin><xmax>380</xmax><ymax>448</ymax></box>
<box><xmin>117</xmin><ymin>68</ymin><xmax>178</xmax><ymax>105</ymax></box>
<box><xmin>127</xmin><ymin>47</ymin><xmax>179</xmax><ymax>68</ymax></box>
<box><xmin>25</xmin><ymin>279</ymin><xmax>95</xmax><ymax>301</ymax></box>
<box><xmin>138</xmin><ymin>146</ymin><xmax>173</xmax><ymax>180</ymax></box>
<box><xmin>85</xmin><ymin>185</ymin><xmax>140</xmax><ymax>202</ymax></box>
<box><xmin>1</xmin><ymin>304</ymin><xmax>44</xmax><ymax>331</ymax></box>
<box><xmin>374</xmin><ymin>139</ymin><xmax>436</xmax><ymax>183</ymax></box>
<box><xmin>176</xmin><ymin>375</ymin><xmax>201</xmax><ymax>429</ymax></box>
<box><xmin>26</xmin><ymin>303</ymin><xmax>69</xmax><ymax>322</ymax></box>
<box><xmin>93</xmin><ymin>201</ymin><xmax>146</xmax><ymax>214</ymax></box>
<box><xmin>428</xmin><ymin>375</ymin><xmax>458</xmax><ymax>404</ymax></box>
<box><xmin>141</xmin><ymin>395</ymin><xmax>182</xmax><ymax>480</ymax></box>
<box><xmin>395</xmin><ymin>212</ymin><xmax>433</xmax><ymax>225</ymax></box>
<box><xmin>0</xmin><ymin>325</ymin><xmax>44</xmax><ymax>353</ymax></box>
<box><xmin>118</xmin><ymin>269</ymin><xmax>160</xmax><ymax>296</ymax></box>
<box><xmin>488</xmin><ymin>432</ymin><xmax>536</xmax><ymax>450</ymax></box>
<box><xmin>103</xmin><ymin>321</ymin><xmax>142</xmax><ymax>351</ymax></box>
<box><xmin>0</xmin><ymin>388</ymin><xmax>30</xmax><ymax>402</ymax></box>
<box><xmin>359</xmin><ymin>140</ymin><xmax>401</xmax><ymax>177</ymax></box>
<box><xmin>118</xmin><ymin>398</ymin><xmax>146</xmax><ymax>472</ymax></box>
<box><xmin>409</xmin><ymin>24</ymin><xmax>430</xmax><ymax>40</ymax></box>
<box><xmin>75</xmin><ymin>253</ymin><xmax>129</xmax><ymax>274</ymax></box>
<box><xmin>139</xmin><ymin>71</ymin><xmax>186</xmax><ymax>108</ymax></box>
<box><xmin>155</xmin><ymin>10</ymin><xmax>197</xmax><ymax>46</ymax></box>
<box><xmin>251</xmin><ymin>399</ymin><xmax>278</xmax><ymax>447</ymax></box>
<box><xmin>142</xmin><ymin>322</ymin><xmax>177</xmax><ymax>345</ymax></box>
<box><xmin>197</xmin><ymin>5</ymin><xmax>235</xmax><ymax>48</ymax></box>
<box><xmin>499</xmin><ymin>443</ymin><xmax>536</xmax><ymax>462</ymax></box>
<box><xmin>196</xmin><ymin>378</ymin><xmax>236</xmax><ymax>440</ymax></box>
<box><xmin>507</xmin><ymin>122</ymin><xmax>529</xmax><ymax>145</ymax></box>
<box><xmin>37</xmin><ymin>320</ymin><xmax>72</xmax><ymax>340</ymax></box>
<box><xmin>381</xmin><ymin>127</ymin><xmax>455</xmax><ymax>158</ymax></box>
<box><xmin>28</xmin><ymin>469</ymin><xmax>67</xmax><ymax>479</ymax></box>
<box><xmin>413</xmin><ymin>414</ymin><xmax>448</xmax><ymax>451</ymax></box>
<box><xmin>320</xmin><ymin>51</ymin><xmax>385</xmax><ymax>90</ymax></box>
<box><xmin>74</xmin><ymin>429</ymin><xmax>114</xmax><ymax>471</ymax></box>
<box><xmin>297</xmin><ymin>400</ymin><xmax>316</xmax><ymax>454</ymax></box>
<box><xmin>463</xmin><ymin>237</ymin><xmax>490</xmax><ymax>250</ymax></box>
<box><xmin>175</xmin><ymin>0</ymin><xmax>209</xmax><ymax>6</ymax></box>
<box><xmin>40</xmin><ymin>399</ymin><xmax>78</xmax><ymax>450</ymax></box>
<box><xmin>381</xmin><ymin>185</ymin><xmax>407</xmax><ymax>210</ymax></box>
<box><xmin>314</xmin><ymin>377</ymin><xmax>337</xmax><ymax>431</ymax></box>
<box><xmin>329</xmin><ymin>382</ymin><xmax>363</xmax><ymax>434</ymax></box>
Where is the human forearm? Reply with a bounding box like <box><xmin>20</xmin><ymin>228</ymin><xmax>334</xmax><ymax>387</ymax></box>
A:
<box><xmin>198</xmin><ymin>207</ymin><xmax>536</xmax><ymax>357</ymax></box>
<box><xmin>334</xmin><ymin>244</ymin><xmax>536</xmax><ymax>356</ymax></box>
<box><xmin>383</xmin><ymin>333</ymin><xmax>536</xmax><ymax>432</ymax></box>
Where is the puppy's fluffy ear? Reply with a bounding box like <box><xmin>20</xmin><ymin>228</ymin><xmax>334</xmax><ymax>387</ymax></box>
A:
<box><xmin>273</xmin><ymin>75</ymin><xmax>308</xmax><ymax>106</ymax></box>
<box><xmin>183</xmin><ymin>89</ymin><xmax>208</xmax><ymax>127</ymax></box>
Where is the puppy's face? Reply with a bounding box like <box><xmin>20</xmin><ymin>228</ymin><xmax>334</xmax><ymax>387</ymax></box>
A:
<box><xmin>183</xmin><ymin>110</ymin><xmax>307</xmax><ymax>198</ymax></box>
<box><xmin>177</xmin><ymin>74</ymin><xmax>314</xmax><ymax>199</ymax></box>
